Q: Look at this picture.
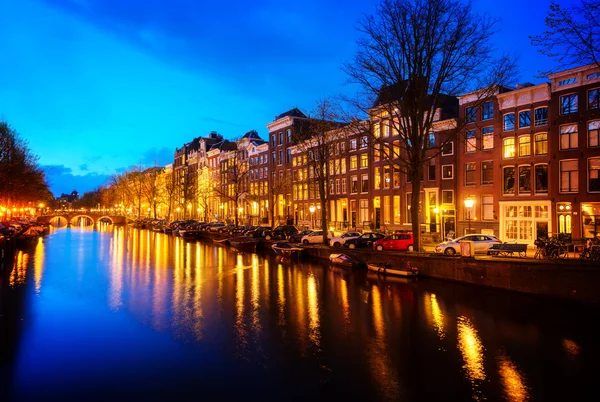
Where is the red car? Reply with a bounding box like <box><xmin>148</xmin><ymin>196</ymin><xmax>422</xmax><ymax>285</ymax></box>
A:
<box><xmin>373</xmin><ymin>233</ymin><xmax>414</xmax><ymax>251</ymax></box>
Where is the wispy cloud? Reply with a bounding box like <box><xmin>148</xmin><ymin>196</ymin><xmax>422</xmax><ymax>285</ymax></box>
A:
<box><xmin>42</xmin><ymin>164</ymin><xmax>110</xmax><ymax>196</ymax></box>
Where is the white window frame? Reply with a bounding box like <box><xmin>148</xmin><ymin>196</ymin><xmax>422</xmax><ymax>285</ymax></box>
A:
<box><xmin>559</xmin><ymin>159</ymin><xmax>579</xmax><ymax>194</ymax></box>
<box><xmin>441</xmin><ymin>141</ymin><xmax>454</xmax><ymax>156</ymax></box>
<box><xmin>442</xmin><ymin>164</ymin><xmax>454</xmax><ymax>180</ymax></box>
<box><xmin>503</xmin><ymin>113</ymin><xmax>515</xmax><ymax>131</ymax></box>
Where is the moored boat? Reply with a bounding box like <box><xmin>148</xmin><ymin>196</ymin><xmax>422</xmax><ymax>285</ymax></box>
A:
<box><xmin>272</xmin><ymin>242</ymin><xmax>303</xmax><ymax>257</ymax></box>
<box><xmin>229</xmin><ymin>237</ymin><xmax>259</xmax><ymax>252</ymax></box>
<box><xmin>367</xmin><ymin>261</ymin><xmax>419</xmax><ymax>277</ymax></box>
<box><xmin>213</xmin><ymin>237</ymin><xmax>230</xmax><ymax>246</ymax></box>
<box><xmin>329</xmin><ymin>253</ymin><xmax>360</xmax><ymax>268</ymax></box>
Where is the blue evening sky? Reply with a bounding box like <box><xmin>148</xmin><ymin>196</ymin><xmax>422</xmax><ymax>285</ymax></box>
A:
<box><xmin>0</xmin><ymin>0</ymin><xmax>571</xmax><ymax>196</ymax></box>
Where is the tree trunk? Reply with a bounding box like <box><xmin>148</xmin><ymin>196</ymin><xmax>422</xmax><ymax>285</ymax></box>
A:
<box><xmin>234</xmin><ymin>198</ymin><xmax>239</xmax><ymax>227</ymax></box>
<box><xmin>410</xmin><ymin>167</ymin><xmax>422</xmax><ymax>252</ymax></box>
<box><xmin>319</xmin><ymin>179</ymin><xmax>328</xmax><ymax>245</ymax></box>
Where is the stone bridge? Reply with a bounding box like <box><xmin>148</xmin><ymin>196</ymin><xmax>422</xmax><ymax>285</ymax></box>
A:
<box><xmin>37</xmin><ymin>212</ymin><xmax>128</xmax><ymax>226</ymax></box>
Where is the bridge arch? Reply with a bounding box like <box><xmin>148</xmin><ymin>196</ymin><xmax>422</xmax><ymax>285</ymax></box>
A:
<box><xmin>70</xmin><ymin>215</ymin><xmax>96</xmax><ymax>226</ymax></box>
<box><xmin>97</xmin><ymin>216</ymin><xmax>114</xmax><ymax>224</ymax></box>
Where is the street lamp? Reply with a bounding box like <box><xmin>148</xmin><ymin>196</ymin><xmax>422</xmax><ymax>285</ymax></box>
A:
<box><xmin>309</xmin><ymin>205</ymin><xmax>316</xmax><ymax>229</ymax></box>
<box><xmin>464</xmin><ymin>197</ymin><xmax>474</xmax><ymax>234</ymax></box>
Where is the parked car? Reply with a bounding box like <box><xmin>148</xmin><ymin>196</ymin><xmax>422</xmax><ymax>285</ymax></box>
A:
<box><xmin>263</xmin><ymin>225</ymin><xmax>299</xmax><ymax>240</ymax></box>
<box><xmin>301</xmin><ymin>230</ymin><xmax>326</xmax><ymax>244</ymax></box>
<box><xmin>373</xmin><ymin>232</ymin><xmax>414</xmax><ymax>251</ymax></box>
<box><xmin>435</xmin><ymin>234</ymin><xmax>501</xmax><ymax>255</ymax></box>
<box><xmin>289</xmin><ymin>229</ymin><xmax>314</xmax><ymax>243</ymax></box>
<box><xmin>329</xmin><ymin>231</ymin><xmax>362</xmax><ymax>247</ymax></box>
<box><xmin>344</xmin><ymin>232</ymin><xmax>386</xmax><ymax>249</ymax></box>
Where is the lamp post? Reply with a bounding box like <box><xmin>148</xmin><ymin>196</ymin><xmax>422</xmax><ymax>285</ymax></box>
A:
<box><xmin>464</xmin><ymin>197</ymin><xmax>474</xmax><ymax>234</ymax></box>
<box><xmin>309</xmin><ymin>205</ymin><xmax>316</xmax><ymax>229</ymax></box>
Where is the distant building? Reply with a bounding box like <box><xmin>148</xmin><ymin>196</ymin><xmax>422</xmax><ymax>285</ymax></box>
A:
<box><xmin>56</xmin><ymin>190</ymin><xmax>79</xmax><ymax>209</ymax></box>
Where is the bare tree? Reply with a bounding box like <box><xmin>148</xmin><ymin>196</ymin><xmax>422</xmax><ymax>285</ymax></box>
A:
<box><xmin>197</xmin><ymin>166</ymin><xmax>212</xmax><ymax>222</ymax></box>
<box><xmin>141</xmin><ymin>166</ymin><xmax>162</xmax><ymax>219</ymax></box>
<box><xmin>531</xmin><ymin>0</ymin><xmax>600</xmax><ymax>73</ymax></box>
<box><xmin>342</xmin><ymin>0</ymin><xmax>515</xmax><ymax>251</ymax></box>
<box><xmin>213</xmin><ymin>142</ymin><xmax>249</xmax><ymax>226</ymax></box>
<box><xmin>291</xmin><ymin>99</ymin><xmax>344</xmax><ymax>245</ymax></box>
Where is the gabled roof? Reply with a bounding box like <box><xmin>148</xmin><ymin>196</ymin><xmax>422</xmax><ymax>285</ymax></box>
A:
<box><xmin>275</xmin><ymin>108</ymin><xmax>306</xmax><ymax>120</ymax></box>
<box><xmin>241</xmin><ymin>129</ymin><xmax>262</xmax><ymax>140</ymax></box>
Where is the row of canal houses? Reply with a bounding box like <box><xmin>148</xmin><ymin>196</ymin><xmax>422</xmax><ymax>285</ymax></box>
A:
<box><xmin>168</xmin><ymin>64</ymin><xmax>600</xmax><ymax>246</ymax></box>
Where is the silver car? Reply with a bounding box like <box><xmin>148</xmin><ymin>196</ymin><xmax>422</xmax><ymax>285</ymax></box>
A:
<box><xmin>435</xmin><ymin>234</ymin><xmax>501</xmax><ymax>255</ymax></box>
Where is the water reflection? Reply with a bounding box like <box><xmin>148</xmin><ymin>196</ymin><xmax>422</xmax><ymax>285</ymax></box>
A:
<box><xmin>457</xmin><ymin>316</ymin><xmax>486</xmax><ymax>400</ymax></box>
<box><xmin>3</xmin><ymin>226</ymin><xmax>600</xmax><ymax>401</ymax></box>
<box><xmin>498</xmin><ymin>355</ymin><xmax>529</xmax><ymax>402</ymax></box>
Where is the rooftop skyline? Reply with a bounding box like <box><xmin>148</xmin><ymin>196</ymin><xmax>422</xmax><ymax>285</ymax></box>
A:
<box><xmin>0</xmin><ymin>0</ymin><xmax>569</xmax><ymax>196</ymax></box>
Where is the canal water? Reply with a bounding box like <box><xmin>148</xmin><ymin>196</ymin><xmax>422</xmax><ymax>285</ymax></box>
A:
<box><xmin>1</xmin><ymin>226</ymin><xmax>598</xmax><ymax>401</ymax></box>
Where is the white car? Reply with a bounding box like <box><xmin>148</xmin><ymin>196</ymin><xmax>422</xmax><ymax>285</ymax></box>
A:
<box><xmin>435</xmin><ymin>234</ymin><xmax>501</xmax><ymax>255</ymax></box>
<box><xmin>329</xmin><ymin>231</ymin><xmax>362</xmax><ymax>247</ymax></box>
<box><xmin>301</xmin><ymin>230</ymin><xmax>326</xmax><ymax>244</ymax></box>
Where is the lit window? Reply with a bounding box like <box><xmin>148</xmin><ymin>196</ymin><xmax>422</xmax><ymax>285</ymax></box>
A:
<box><xmin>482</xmin><ymin>127</ymin><xmax>494</xmax><ymax>149</ymax></box>
<box><xmin>442</xmin><ymin>165</ymin><xmax>454</xmax><ymax>179</ymax></box>
<box><xmin>466</xmin><ymin>130</ymin><xmax>476</xmax><ymax>153</ymax></box>
<box><xmin>560</xmin><ymin>124</ymin><xmax>578</xmax><ymax>150</ymax></box>
<box><xmin>503</xmin><ymin>137</ymin><xmax>515</xmax><ymax>158</ymax></box>
<box><xmin>519</xmin><ymin>136</ymin><xmax>531</xmax><ymax>157</ymax></box>
<box><xmin>535</xmin><ymin>133</ymin><xmax>548</xmax><ymax>155</ymax></box>
<box><xmin>360</xmin><ymin>153</ymin><xmax>368</xmax><ymax>168</ymax></box>
<box><xmin>589</xmin><ymin>120</ymin><xmax>600</xmax><ymax>147</ymax></box>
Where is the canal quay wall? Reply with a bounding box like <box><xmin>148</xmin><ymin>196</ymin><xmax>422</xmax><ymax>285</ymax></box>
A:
<box><xmin>299</xmin><ymin>245</ymin><xmax>600</xmax><ymax>305</ymax></box>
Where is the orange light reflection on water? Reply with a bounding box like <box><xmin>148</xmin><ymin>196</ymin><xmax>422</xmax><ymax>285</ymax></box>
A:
<box><xmin>33</xmin><ymin>237</ymin><xmax>45</xmax><ymax>294</ymax></box>
<box><xmin>498</xmin><ymin>355</ymin><xmax>529</xmax><ymax>402</ymax></box>
<box><xmin>457</xmin><ymin>316</ymin><xmax>486</xmax><ymax>400</ymax></box>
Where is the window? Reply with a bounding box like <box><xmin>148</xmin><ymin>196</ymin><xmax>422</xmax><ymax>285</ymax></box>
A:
<box><xmin>589</xmin><ymin>88</ymin><xmax>600</xmax><ymax>110</ymax></box>
<box><xmin>340</xmin><ymin>142</ymin><xmax>345</xmax><ymax>153</ymax></box>
<box><xmin>465</xmin><ymin>162</ymin><xmax>476</xmax><ymax>186</ymax></box>
<box><xmin>466</xmin><ymin>107</ymin><xmax>476</xmax><ymax>123</ymax></box>
<box><xmin>383</xmin><ymin>122</ymin><xmax>390</xmax><ymax>137</ymax></box>
<box><xmin>329</xmin><ymin>181</ymin><xmax>335</xmax><ymax>194</ymax></box>
<box><xmin>406</xmin><ymin>193</ymin><xmax>412</xmax><ymax>223</ymax></box>
<box><xmin>503</xmin><ymin>166</ymin><xmax>515</xmax><ymax>194</ymax></box>
<box><xmin>442</xmin><ymin>165</ymin><xmax>454</xmax><ymax>179</ymax></box>
<box><xmin>278</xmin><ymin>150</ymin><xmax>283</xmax><ymax>165</ymax></box>
<box><xmin>286</xmin><ymin>149</ymin><xmax>291</xmax><ymax>164</ymax></box>
<box><xmin>271</xmin><ymin>135</ymin><xmax>276</xmax><ymax>146</ymax></box>
<box><xmin>534</xmin><ymin>133</ymin><xmax>548</xmax><ymax>155</ymax></box>
<box><xmin>482</xmin><ymin>161</ymin><xmax>493</xmax><ymax>185</ymax></box>
<box><xmin>590</xmin><ymin>120</ymin><xmax>600</xmax><ymax>147</ymax></box>
<box><xmin>589</xmin><ymin>158</ymin><xmax>600</xmax><ymax>192</ymax></box>
<box><xmin>428</xmin><ymin>159</ymin><xmax>436</xmax><ymax>181</ymax></box>
<box><xmin>466</xmin><ymin>130</ymin><xmax>476</xmax><ymax>153</ymax></box>
<box><xmin>535</xmin><ymin>164</ymin><xmax>548</xmax><ymax>194</ymax></box>
<box><xmin>560</xmin><ymin>160</ymin><xmax>578</xmax><ymax>193</ymax></box>
<box><xmin>518</xmin><ymin>136</ymin><xmax>531</xmax><ymax>157</ymax></box>
<box><xmin>335</xmin><ymin>179</ymin><xmax>340</xmax><ymax>194</ymax></box>
<box><xmin>272</xmin><ymin>152</ymin><xmax>276</xmax><ymax>164</ymax></box>
<box><xmin>482</xmin><ymin>102</ymin><xmax>494</xmax><ymax>120</ymax></box>
<box><xmin>393</xmin><ymin>195</ymin><xmax>401</xmax><ymax>224</ymax></box>
<box><xmin>519</xmin><ymin>111</ymin><xmax>531</xmax><ymax>128</ymax></box>
<box><xmin>351</xmin><ymin>176</ymin><xmax>358</xmax><ymax>193</ymax></box>
<box><xmin>482</xmin><ymin>196</ymin><xmax>494</xmax><ymax>221</ymax></box>
<box><xmin>482</xmin><ymin>127</ymin><xmax>494</xmax><ymax>149</ymax></box>
<box><xmin>350</xmin><ymin>139</ymin><xmax>357</xmax><ymax>150</ymax></box>
<box><xmin>384</xmin><ymin>166</ymin><xmax>391</xmax><ymax>189</ymax></box>
<box><xmin>350</xmin><ymin>155</ymin><xmax>358</xmax><ymax>170</ymax></box>
<box><xmin>560</xmin><ymin>94</ymin><xmax>578</xmax><ymax>114</ymax></box>
<box><xmin>360</xmin><ymin>153</ymin><xmax>368</xmax><ymax>168</ymax></box>
<box><xmin>534</xmin><ymin>107</ymin><xmax>548</xmax><ymax>126</ymax></box>
<box><xmin>427</xmin><ymin>133</ymin><xmax>436</xmax><ymax>148</ymax></box>
<box><xmin>341</xmin><ymin>178</ymin><xmax>347</xmax><ymax>193</ymax></box>
<box><xmin>560</xmin><ymin>124</ymin><xmax>578</xmax><ymax>150</ymax></box>
<box><xmin>360</xmin><ymin>136</ymin><xmax>368</xmax><ymax>148</ymax></box>
<box><xmin>587</xmin><ymin>72</ymin><xmax>600</xmax><ymax>80</ymax></box>
<box><xmin>279</xmin><ymin>132</ymin><xmax>284</xmax><ymax>145</ymax></box>
<box><xmin>374</xmin><ymin>167</ymin><xmax>381</xmax><ymax>189</ymax></box>
<box><xmin>442</xmin><ymin>190</ymin><xmax>453</xmax><ymax>204</ymax></box>
<box><xmin>504</xmin><ymin>113</ymin><xmax>515</xmax><ymax>131</ymax></box>
<box><xmin>518</xmin><ymin>165</ymin><xmax>531</xmax><ymax>193</ymax></box>
<box><xmin>442</xmin><ymin>141</ymin><xmax>454</xmax><ymax>155</ymax></box>
<box><xmin>558</xmin><ymin>77</ymin><xmax>576</xmax><ymax>86</ymax></box>
<box><xmin>287</xmin><ymin>129</ymin><xmax>291</xmax><ymax>143</ymax></box>
<box><xmin>393</xmin><ymin>168</ymin><xmax>400</xmax><ymax>187</ymax></box>
<box><xmin>503</xmin><ymin>137</ymin><xmax>515</xmax><ymax>158</ymax></box>
<box><xmin>361</xmin><ymin>174</ymin><xmax>369</xmax><ymax>193</ymax></box>
<box><xmin>374</xmin><ymin>143</ymin><xmax>380</xmax><ymax>161</ymax></box>
<box><xmin>373</xmin><ymin>122</ymin><xmax>381</xmax><ymax>138</ymax></box>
